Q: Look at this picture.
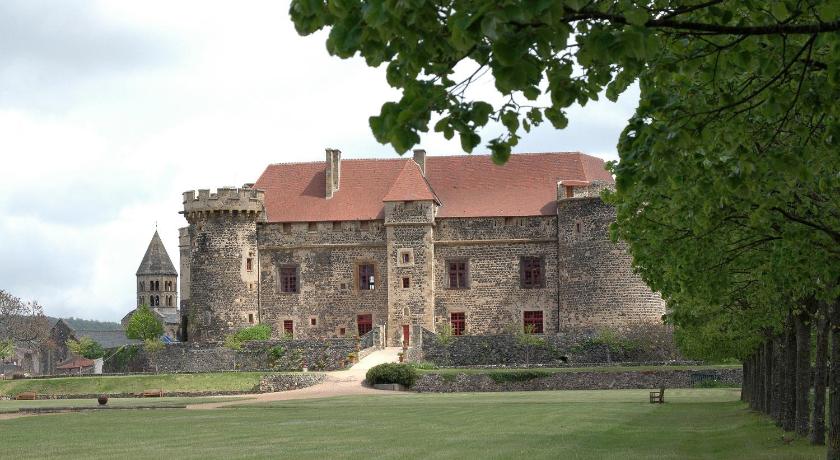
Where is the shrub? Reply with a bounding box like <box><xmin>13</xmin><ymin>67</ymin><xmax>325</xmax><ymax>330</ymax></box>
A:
<box><xmin>225</xmin><ymin>324</ymin><xmax>273</xmax><ymax>350</ymax></box>
<box><xmin>366</xmin><ymin>363</ymin><xmax>419</xmax><ymax>387</ymax></box>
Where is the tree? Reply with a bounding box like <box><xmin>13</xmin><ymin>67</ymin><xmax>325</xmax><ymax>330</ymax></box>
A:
<box><xmin>0</xmin><ymin>339</ymin><xmax>13</xmax><ymax>361</ymax></box>
<box><xmin>66</xmin><ymin>337</ymin><xmax>105</xmax><ymax>360</ymax></box>
<box><xmin>125</xmin><ymin>305</ymin><xmax>164</xmax><ymax>341</ymax></box>
<box><xmin>223</xmin><ymin>324</ymin><xmax>272</xmax><ymax>370</ymax></box>
<box><xmin>0</xmin><ymin>289</ymin><xmax>49</xmax><ymax>349</ymax></box>
<box><xmin>290</xmin><ymin>1</ymin><xmax>840</xmax><ymax>163</ymax></box>
<box><xmin>143</xmin><ymin>338</ymin><xmax>165</xmax><ymax>374</ymax></box>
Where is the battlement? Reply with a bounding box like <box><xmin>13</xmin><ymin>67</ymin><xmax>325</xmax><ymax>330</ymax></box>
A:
<box><xmin>183</xmin><ymin>187</ymin><xmax>265</xmax><ymax>215</ymax></box>
<box><xmin>557</xmin><ymin>180</ymin><xmax>614</xmax><ymax>201</ymax></box>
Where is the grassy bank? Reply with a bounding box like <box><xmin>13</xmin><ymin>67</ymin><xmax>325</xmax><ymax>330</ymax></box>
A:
<box><xmin>0</xmin><ymin>389</ymin><xmax>822</xmax><ymax>459</ymax></box>
<box><xmin>0</xmin><ymin>372</ymin><xmax>272</xmax><ymax>396</ymax></box>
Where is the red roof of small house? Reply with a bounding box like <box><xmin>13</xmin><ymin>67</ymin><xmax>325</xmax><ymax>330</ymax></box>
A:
<box><xmin>254</xmin><ymin>152</ymin><xmax>612</xmax><ymax>222</ymax></box>
<box><xmin>56</xmin><ymin>357</ymin><xmax>95</xmax><ymax>370</ymax></box>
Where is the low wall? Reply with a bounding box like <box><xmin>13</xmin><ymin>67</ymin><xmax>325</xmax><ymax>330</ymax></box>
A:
<box><xmin>104</xmin><ymin>339</ymin><xmax>357</xmax><ymax>374</ymax></box>
<box><xmin>412</xmin><ymin>368</ymin><xmax>742</xmax><ymax>393</ymax></box>
<box><xmin>416</xmin><ymin>324</ymin><xmax>679</xmax><ymax>366</ymax></box>
<box><xmin>259</xmin><ymin>373</ymin><xmax>326</xmax><ymax>392</ymax></box>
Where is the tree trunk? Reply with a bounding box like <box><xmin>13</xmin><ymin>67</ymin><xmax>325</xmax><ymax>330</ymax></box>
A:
<box><xmin>783</xmin><ymin>314</ymin><xmax>797</xmax><ymax>432</ymax></box>
<box><xmin>772</xmin><ymin>335</ymin><xmax>784</xmax><ymax>424</ymax></box>
<box><xmin>812</xmin><ymin>303</ymin><xmax>829</xmax><ymax>445</ymax></box>
<box><xmin>757</xmin><ymin>345</ymin><xmax>766</xmax><ymax>413</ymax></box>
<box><xmin>741</xmin><ymin>360</ymin><xmax>747</xmax><ymax>402</ymax></box>
<box><xmin>828</xmin><ymin>299</ymin><xmax>840</xmax><ymax>459</ymax></box>
<box><xmin>764</xmin><ymin>339</ymin><xmax>773</xmax><ymax>414</ymax></box>
<box><xmin>795</xmin><ymin>310</ymin><xmax>812</xmax><ymax>437</ymax></box>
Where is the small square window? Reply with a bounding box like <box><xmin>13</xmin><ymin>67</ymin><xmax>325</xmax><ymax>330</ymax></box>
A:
<box><xmin>397</xmin><ymin>248</ymin><xmax>414</xmax><ymax>266</ymax></box>
<box><xmin>282</xmin><ymin>223</ymin><xmax>292</xmax><ymax>233</ymax></box>
<box><xmin>450</xmin><ymin>312</ymin><xmax>465</xmax><ymax>336</ymax></box>
<box><xmin>248</xmin><ymin>313</ymin><xmax>254</xmax><ymax>324</ymax></box>
<box><xmin>246</xmin><ymin>258</ymin><xmax>253</xmax><ymax>272</ymax></box>
<box><xmin>283</xmin><ymin>320</ymin><xmax>294</xmax><ymax>337</ymax></box>
<box><xmin>339</xmin><ymin>327</ymin><xmax>346</xmax><ymax>336</ymax></box>
<box><xmin>565</xmin><ymin>185</ymin><xmax>574</xmax><ymax>198</ymax></box>
<box><xmin>523</xmin><ymin>311</ymin><xmax>544</xmax><ymax>334</ymax></box>
<box><xmin>340</xmin><ymin>283</ymin><xmax>347</xmax><ymax>290</ymax></box>
<box><xmin>359</xmin><ymin>220</ymin><xmax>370</xmax><ymax>231</ymax></box>
<box><xmin>310</xmin><ymin>317</ymin><xmax>317</xmax><ymax>326</ymax></box>
<box><xmin>575</xmin><ymin>221</ymin><xmax>582</xmax><ymax>233</ymax></box>
<box><xmin>332</xmin><ymin>221</ymin><xmax>341</xmax><ymax>231</ymax></box>
<box><xmin>308</xmin><ymin>222</ymin><xmax>318</xmax><ymax>232</ymax></box>
<box><xmin>402</xmin><ymin>277</ymin><xmax>410</xmax><ymax>288</ymax></box>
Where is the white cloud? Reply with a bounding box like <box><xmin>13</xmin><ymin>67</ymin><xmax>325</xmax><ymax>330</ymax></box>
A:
<box><xmin>0</xmin><ymin>0</ymin><xmax>638</xmax><ymax>321</ymax></box>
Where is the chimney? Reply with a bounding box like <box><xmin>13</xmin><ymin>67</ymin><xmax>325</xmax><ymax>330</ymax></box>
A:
<box><xmin>412</xmin><ymin>149</ymin><xmax>426</xmax><ymax>176</ymax></box>
<box><xmin>325</xmin><ymin>148</ymin><xmax>341</xmax><ymax>198</ymax></box>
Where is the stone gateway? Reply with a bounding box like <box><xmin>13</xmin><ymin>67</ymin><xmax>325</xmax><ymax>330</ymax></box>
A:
<box><xmin>178</xmin><ymin>150</ymin><xmax>666</xmax><ymax>346</ymax></box>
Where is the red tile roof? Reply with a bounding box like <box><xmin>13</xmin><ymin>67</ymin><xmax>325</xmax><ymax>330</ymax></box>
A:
<box><xmin>254</xmin><ymin>152</ymin><xmax>612</xmax><ymax>222</ymax></box>
<box><xmin>382</xmin><ymin>161</ymin><xmax>439</xmax><ymax>203</ymax></box>
<box><xmin>56</xmin><ymin>357</ymin><xmax>95</xmax><ymax>369</ymax></box>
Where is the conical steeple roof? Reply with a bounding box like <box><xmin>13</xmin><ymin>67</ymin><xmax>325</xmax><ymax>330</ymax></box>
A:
<box><xmin>136</xmin><ymin>230</ymin><xmax>177</xmax><ymax>276</ymax></box>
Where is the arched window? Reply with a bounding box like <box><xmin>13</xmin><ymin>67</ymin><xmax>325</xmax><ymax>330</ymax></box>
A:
<box><xmin>149</xmin><ymin>295</ymin><xmax>154</xmax><ymax>305</ymax></box>
<box><xmin>154</xmin><ymin>295</ymin><xmax>160</xmax><ymax>306</ymax></box>
<box><xmin>166</xmin><ymin>296</ymin><xmax>172</xmax><ymax>307</ymax></box>
<box><xmin>155</xmin><ymin>281</ymin><xmax>160</xmax><ymax>291</ymax></box>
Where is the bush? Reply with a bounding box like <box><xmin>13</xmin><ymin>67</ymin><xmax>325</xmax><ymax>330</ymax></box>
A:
<box><xmin>225</xmin><ymin>324</ymin><xmax>273</xmax><ymax>350</ymax></box>
<box><xmin>365</xmin><ymin>363</ymin><xmax>419</xmax><ymax>387</ymax></box>
<box><xmin>410</xmin><ymin>361</ymin><xmax>438</xmax><ymax>370</ymax></box>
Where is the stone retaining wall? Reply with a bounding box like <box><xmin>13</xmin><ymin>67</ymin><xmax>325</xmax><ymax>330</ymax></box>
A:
<box><xmin>104</xmin><ymin>339</ymin><xmax>357</xmax><ymax>373</ymax></box>
<box><xmin>417</xmin><ymin>324</ymin><xmax>679</xmax><ymax>367</ymax></box>
<box><xmin>259</xmin><ymin>373</ymin><xmax>326</xmax><ymax>392</ymax></box>
<box><xmin>412</xmin><ymin>368</ymin><xmax>742</xmax><ymax>393</ymax></box>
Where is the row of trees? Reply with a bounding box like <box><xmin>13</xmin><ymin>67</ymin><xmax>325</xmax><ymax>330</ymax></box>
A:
<box><xmin>289</xmin><ymin>1</ymin><xmax>839</xmax><ymax>457</ymax></box>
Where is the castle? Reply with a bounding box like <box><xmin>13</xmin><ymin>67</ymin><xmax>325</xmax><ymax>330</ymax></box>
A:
<box><xmin>177</xmin><ymin>150</ymin><xmax>665</xmax><ymax>346</ymax></box>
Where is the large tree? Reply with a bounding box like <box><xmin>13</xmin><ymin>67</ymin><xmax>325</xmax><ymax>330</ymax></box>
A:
<box><xmin>0</xmin><ymin>289</ymin><xmax>49</xmax><ymax>350</ymax></box>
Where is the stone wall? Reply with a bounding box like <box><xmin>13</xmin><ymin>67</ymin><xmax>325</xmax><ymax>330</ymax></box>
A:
<box><xmin>258</xmin><ymin>222</ymin><xmax>389</xmax><ymax>340</ymax></box>
<box><xmin>413</xmin><ymin>368</ymin><xmax>742</xmax><ymax>392</ymax></box>
<box><xmin>104</xmin><ymin>339</ymin><xmax>357</xmax><ymax>373</ymax></box>
<box><xmin>417</xmin><ymin>326</ymin><xmax>679</xmax><ymax>366</ymax></box>
<box><xmin>259</xmin><ymin>373</ymin><xmax>326</xmax><ymax>392</ymax></box>
<box><xmin>556</xmin><ymin>196</ymin><xmax>666</xmax><ymax>328</ymax></box>
<box><xmin>434</xmin><ymin>216</ymin><xmax>559</xmax><ymax>335</ymax></box>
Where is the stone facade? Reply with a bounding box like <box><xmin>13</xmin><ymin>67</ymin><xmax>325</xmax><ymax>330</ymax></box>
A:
<box><xmin>179</xmin><ymin>152</ymin><xmax>667</xmax><ymax>347</ymax></box>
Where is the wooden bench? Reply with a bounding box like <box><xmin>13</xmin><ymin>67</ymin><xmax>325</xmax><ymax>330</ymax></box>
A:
<box><xmin>649</xmin><ymin>387</ymin><xmax>665</xmax><ymax>404</ymax></box>
<box><xmin>15</xmin><ymin>391</ymin><xmax>37</xmax><ymax>401</ymax></box>
<box><xmin>141</xmin><ymin>389</ymin><xmax>165</xmax><ymax>398</ymax></box>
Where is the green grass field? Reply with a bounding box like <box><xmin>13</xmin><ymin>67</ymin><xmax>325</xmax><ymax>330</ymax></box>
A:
<box><xmin>0</xmin><ymin>396</ymin><xmax>252</xmax><ymax>413</ymax></box>
<box><xmin>417</xmin><ymin>364</ymin><xmax>741</xmax><ymax>375</ymax></box>
<box><xmin>0</xmin><ymin>372</ymin><xmax>272</xmax><ymax>396</ymax></box>
<box><xmin>0</xmin><ymin>389</ymin><xmax>824</xmax><ymax>459</ymax></box>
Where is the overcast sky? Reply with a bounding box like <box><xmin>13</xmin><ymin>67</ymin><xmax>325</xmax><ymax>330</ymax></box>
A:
<box><xmin>0</xmin><ymin>1</ymin><xmax>640</xmax><ymax>322</ymax></box>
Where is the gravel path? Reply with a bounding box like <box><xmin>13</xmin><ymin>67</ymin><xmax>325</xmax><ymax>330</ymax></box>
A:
<box><xmin>186</xmin><ymin>347</ymin><xmax>405</xmax><ymax>410</ymax></box>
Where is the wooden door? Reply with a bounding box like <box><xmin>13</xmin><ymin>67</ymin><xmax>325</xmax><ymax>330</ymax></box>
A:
<box><xmin>402</xmin><ymin>325</ymin><xmax>410</xmax><ymax>347</ymax></box>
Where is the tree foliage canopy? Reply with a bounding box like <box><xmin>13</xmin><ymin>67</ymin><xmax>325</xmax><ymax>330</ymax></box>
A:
<box><xmin>66</xmin><ymin>337</ymin><xmax>105</xmax><ymax>360</ymax></box>
<box><xmin>290</xmin><ymin>1</ymin><xmax>840</xmax><ymax>361</ymax></box>
<box><xmin>125</xmin><ymin>305</ymin><xmax>164</xmax><ymax>342</ymax></box>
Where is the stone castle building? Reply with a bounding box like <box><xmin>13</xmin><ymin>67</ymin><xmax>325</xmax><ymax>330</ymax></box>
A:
<box><xmin>178</xmin><ymin>150</ymin><xmax>665</xmax><ymax>346</ymax></box>
<box><xmin>122</xmin><ymin>230</ymin><xmax>181</xmax><ymax>340</ymax></box>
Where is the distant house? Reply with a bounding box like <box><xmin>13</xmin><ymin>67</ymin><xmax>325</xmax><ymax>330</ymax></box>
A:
<box><xmin>40</xmin><ymin>319</ymin><xmax>140</xmax><ymax>375</ymax></box>
<box><xmin>55</xmin><ymin>356</ymin><xmax>97</xmax><ymax>375</ymax></box>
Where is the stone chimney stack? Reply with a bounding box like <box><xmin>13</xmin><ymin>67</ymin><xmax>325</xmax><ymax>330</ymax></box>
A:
<box><xmin>412</xmin><ymin>149</ymin><xmax>426</xmax><ymax>176</ymax></box>
<box><xmin>325</xmin><ymin>148</ymin><xmax>341</xmax><ymax>198</ymax></box>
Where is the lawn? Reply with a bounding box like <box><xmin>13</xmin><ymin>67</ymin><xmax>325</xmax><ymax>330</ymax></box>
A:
<box><xmin>417</xmin><ymin>364</ymin><xmax>741</xmax><ymax>376</ymax></box>
<box><xmin>0</xmin><ymin>396</ymin><xmax>253</xmax><ymax>413</ymax></box>
<box><xmin>0</xmin><ymin>372</ymin><xmax>275</xmax><ymax>396</ymax></box>
<box><xmin>0</xmin><ymin>388</ymin><xmax>824</xmax><ymax>459</ymax></box>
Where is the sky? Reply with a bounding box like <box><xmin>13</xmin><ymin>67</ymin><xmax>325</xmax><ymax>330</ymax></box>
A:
<box><xmin>0</xmin><ymin>1</ymin><xmax>640</xmax><ymax>322</ymax></box>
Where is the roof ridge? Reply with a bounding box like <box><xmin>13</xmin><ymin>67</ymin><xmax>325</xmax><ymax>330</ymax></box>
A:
<box><xmin>263</xmin><ymin>151</ymin><xmax>595</xmax><ymax>168</ymax></box>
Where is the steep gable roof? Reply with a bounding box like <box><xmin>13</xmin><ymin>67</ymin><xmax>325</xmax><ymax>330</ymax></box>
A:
<box><xmin>382</xmin><ymin>160</ymin><xmax>439</xmax><ymax>203</ymax></box>
<box><xmin>254</xmin><ymin>152</ymin><xmax>612</xmax><ymax>222</ymax></box>
<box><xmin>136</xmin><ymin>231</ymin><xmax>177</xmax><ymax>276</ymax></box>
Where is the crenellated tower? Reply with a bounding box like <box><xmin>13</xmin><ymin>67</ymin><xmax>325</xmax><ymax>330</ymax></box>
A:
<box><xmin>181</xmin><ymin>187</ymin><xmax>265</xmax><ymax>342</ymax></box>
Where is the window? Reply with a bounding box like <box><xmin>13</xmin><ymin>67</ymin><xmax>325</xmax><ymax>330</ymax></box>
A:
<box><xmin>575</xmin><ymin>221</ymin><xmax>582</xmax><ymax>234</ymax></box>
<box><xmin>357</xmin><ymin>314</ymin><xmax>372</xmax><ymax>336</ymax></box>
<box><xmin>154</xmin><ymin>295</ymin><xmax>160</xmax><ymax>307</ymax></box>
<box><xmin>280</xmin><ymin>266</ymin><xmax>298</xmax><ymax>293</ymax></box>
<box><xmin>398</xmin><ymin>248</ymin><xmax>414</xmax><ymax>266</ymax></box>
<box><xmin>149</xmin><ymin>295</ymin><xmax>154</xmax><ymax>305</ymax></box>
<box><xmin>359</xmin><ymin>220</ymin><xmax>370</xmax><ymax>231</ymax></box>
<box><xmin>139</xmin><ymin>281</ymin><xmax>145</xmax><ymax>291</ymax></box>
<box><xmin>332</xmin><ymin>221</ymin><xmax>341</xmax><ymax>231</ymax></box>
<box><xmin>282</xmin><ymin>223</ymin><xmax>292</xmax><ymax>233</ymax></box>
<box><xmin>246</xmin><ymin>258</ymin><xmax>253</xmax><ymax>272</ymax></box>
<box><xmin>523</xmin><ymin>311</ymin><xmax>544</xmax><ymax>334</ymax></box>
<box><xmin>310</xmin><ymin>317</ymin><xmax>317</xmax><ymax>326</ymax></box>
<box><xmin>402</xmin><ymin>277</ymin><xmax>410</xmax><ymax>288</ymax></box>
<box><xmin>565</xmin><ymin>185</ymin><xmax>574</xmax><ymax>198</ymax></box>
<box><xmin>448</xmin><ymin>260</ymin><xmax>468</xmax><ymax>289</ymax></box>
<box><xmin>450</xmin><ymin>312</ymin><xmax>465</xmax><ymax>336</ymax></box>
<box><xmin>308</xmin><ymin>222</ymin><xmax>317</xmax><ymax>232</ymax></box>
<box><xmin>359</xmin><ymin>264</ymin><xmax>375</xmax><ymax>290</ymax></box>
<box><xmin>520</xmin><ymin>257</ymin><xmax>545</xmax><ymax>289</ymax></box>
<box><xmin>402</xmin><ymin>253</ymin><xmax>410</xmax><ymax>264</ymax></box>
<box><xmin>283</xmin><ymin>320</ymin><xmax>294</xmax><ymax>336</ymax></box>
<box><xmin>248</xmin><ymin>313</ymin><xmax>254</xmax><ymax>324</ymax></box>
<box><xmin>155</xmin><ymin>281</ymin><xmax>160</xmax><ymax>291</ymax></box>
<box><xmin>166</xmin><ymin>296</ymin><xmax>172</xmax><ymax>307</ymax></box>
<box><xmin>505</xmin><ymin>217</ymin><xmax>523</xmax><ymax>226</ymax></box>
<box><xmin>339</xmin><ymin>327</ymin><xmax>346</xmax><ymax>336</ymax></box>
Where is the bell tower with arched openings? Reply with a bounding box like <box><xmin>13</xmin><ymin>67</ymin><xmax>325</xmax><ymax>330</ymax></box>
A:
<box><xmin>136</xmin><ymin>230</ymin><xmax>179</xmax><ymax>312</ymax></box>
